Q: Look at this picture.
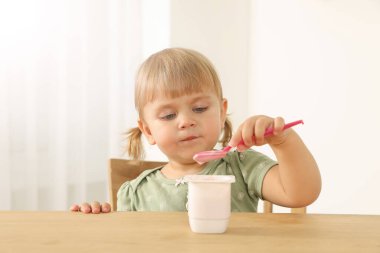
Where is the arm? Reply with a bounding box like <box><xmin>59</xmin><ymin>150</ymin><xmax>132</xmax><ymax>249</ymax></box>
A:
<box><xmin>228</xmin><ymin>116</ymin><xmax>321</xmax><ymax>208</ymax></box>
<box><xmin>262</xmin><ymin>129</ymin><xmax>321</xmax><ymax>207</ymax></box>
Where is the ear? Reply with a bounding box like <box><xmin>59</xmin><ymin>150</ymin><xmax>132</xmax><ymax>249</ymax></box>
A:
<box><xmin>220</xmin><ymin>98</ymin><xmax>228</xmax><ymax>128</ymax></box>
<box><xmin>138</xmin><ymin>119</ymin><xmax>156</xmax><ymax>145</ymax></box>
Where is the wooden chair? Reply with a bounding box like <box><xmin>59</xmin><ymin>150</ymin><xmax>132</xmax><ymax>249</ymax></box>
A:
<box><xmin>108</xmin><ymin>159</ymin><xmax>306</xmax><ymax>213</ymax></box>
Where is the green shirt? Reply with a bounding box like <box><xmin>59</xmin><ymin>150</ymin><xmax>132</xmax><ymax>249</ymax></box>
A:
<box><xmin>117</xmin><ymin>149</ymin><xmax>277</xmax><ymax>212</ymax></box>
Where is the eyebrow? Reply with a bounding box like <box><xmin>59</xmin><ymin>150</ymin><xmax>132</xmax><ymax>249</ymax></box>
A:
<box><xmin>153</xmin><ymin>94</ymin><xmax>213</xmax><ymax>111</ymax></box>
<box><xmin>189</xmin><ymin>94</ymin><xmax>213</xmax><ymax>103</ymax></box>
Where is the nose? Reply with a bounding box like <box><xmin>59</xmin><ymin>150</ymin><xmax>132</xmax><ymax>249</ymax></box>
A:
<box><xmin>178</xmin><ymin>113</ymin><xmax>196</xmax><ymax>129</ymax></box>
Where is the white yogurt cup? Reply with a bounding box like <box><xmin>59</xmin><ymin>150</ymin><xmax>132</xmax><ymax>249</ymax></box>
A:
<box><xmin>184</xmin><ymin>175</ymin><xmax>236</xmax><ymax>233</ymax></box>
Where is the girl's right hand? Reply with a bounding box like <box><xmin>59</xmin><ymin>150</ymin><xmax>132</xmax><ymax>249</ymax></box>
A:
<box><xmin>70</xmin><ymin>201</ymin><xmax>111</xmax><ymax>214</ymax></box>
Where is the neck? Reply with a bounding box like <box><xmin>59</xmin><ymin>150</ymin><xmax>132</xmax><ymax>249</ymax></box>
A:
<box><xmin>161</xmin><ymin>160</ymin><xmax>206</xmax><ymax>179</ymax></box>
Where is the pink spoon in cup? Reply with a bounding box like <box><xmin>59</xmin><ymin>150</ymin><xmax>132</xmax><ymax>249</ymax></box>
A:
<box><xmin>193</xmin><ymin>119</ymin><xmax>304</xmax><ymax>164</ymax></box>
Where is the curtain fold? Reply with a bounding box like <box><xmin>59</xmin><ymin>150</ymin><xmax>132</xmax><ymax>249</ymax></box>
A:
<box><xmin>0</xmin><ymin>0</ymin><xmax>150</xmax><ymax>210</ymax></box>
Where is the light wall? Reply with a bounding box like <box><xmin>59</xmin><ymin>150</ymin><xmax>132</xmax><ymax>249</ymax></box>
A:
<box><xmin>169</xmin><ymin>0</ymin><xmax>380</xmax><ymax>214</ymax></box>
<box><xmin>170</xmin><ymin>0</ymin><xmax>250</xmax><ymax>127</ymax></box>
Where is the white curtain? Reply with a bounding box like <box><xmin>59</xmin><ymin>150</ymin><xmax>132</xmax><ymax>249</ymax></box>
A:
<box><xmin>0</xmin><ymin>0</ymin><xmax>165</xmax><ymax>210</ymax></box>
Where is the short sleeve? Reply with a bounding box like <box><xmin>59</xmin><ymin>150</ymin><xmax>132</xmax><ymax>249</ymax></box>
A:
<box><xmin>226</xmin><ymin>150</ymin><xmax>277</xmax><ymax>199</ymax></box>
<box><xmin>117</xmin><ymin>181</ymin><xmax>134</xmax><ymax>211</ymax></box>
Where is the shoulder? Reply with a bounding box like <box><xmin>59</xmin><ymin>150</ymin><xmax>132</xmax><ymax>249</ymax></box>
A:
<box><xmin>224</xmin><ymin>149</ymin><xmax>277</xmax><ymax>168</ymax></box>
<box><xmin>118</xmin><ymin>166</ymin><xmax>163</xmax><ymax>194</ymax></box>
<box><xmin>117</xmin><ymin>166</ymin><xmax>163</xmax><ymax>211</ymax></box>
<box><xmin>222</xmin><ymin>149</ymin><xmax>277</xmax><ymax>184</ymax></box>
<box><xmin>204</xmin><ymin>149</ymin><xmax>277</xmax><ymax>175</ymax></box>
<box><xmin>223</xmin><ymin>149</ymin><xmax>278</xmax><ymax>200</ymax></box>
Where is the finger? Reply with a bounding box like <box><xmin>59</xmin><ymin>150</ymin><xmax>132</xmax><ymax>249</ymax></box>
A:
<box><xmin>101</xmin><ymin>203</ymin><xmax>111</xmax><ymax>213</ymax></box>
<box><xmin>70</xmin><ymin>204</ymin><xmax>80</xmax><ymax>212</ymax></box>
<box><xmin>228</xmin><ymin>124</ymin><xmax>243</xmax><ymax>147</ymax></box>
<box><xmin>230</xmin><ymin>126</ymin><xmax>252</xmax><ymax>152</ymax></box>
<box><xmin>80</xmin><ymin>202</ymin><xmax>92</xmax><ymax>213</ymax></box>
<box><xmin>273</xmin><ymin>117</ymin><xmax>285</xmax><ymax>135</ymax></box>
<box><xmin>229</xmin><ymin>116</ymin><xmax>258</xmax><ymax>149</ymax></box>
<box><xmin>254</xmin><ymin>117</ymin><xmax>272</xmax><ymax>145</ymax></box>
<box><xmin>241</xmin><ymin>118</ymin><xmax>255</xmax><ymax>148</ymax></box>
<box><xmin>236</xmin><ymin>143</ymin><xmax>249</xmax><ymax>152</ymax></box>
<box><xmin>91</xmin><ymin>201</ymin><xmax>101</xmax><ymax>214</ymax></box>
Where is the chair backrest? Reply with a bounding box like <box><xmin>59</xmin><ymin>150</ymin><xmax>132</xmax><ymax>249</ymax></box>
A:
<box><xmin>108</xmin><ymin>158</ymin><xmax>306</xmax><ymax>213</ymax></box>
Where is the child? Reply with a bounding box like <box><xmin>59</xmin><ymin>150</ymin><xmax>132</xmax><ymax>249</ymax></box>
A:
<box><xmin>71</xmin><ymin>48</ymin><xmax>321</xmax><ymax>213</ymax></box>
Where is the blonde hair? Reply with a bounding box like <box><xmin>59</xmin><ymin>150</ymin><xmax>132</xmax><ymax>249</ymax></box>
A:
<box><xmin>126</xmin><ymin>48</ymin><xmax>233</xmax><ymax>160</ymax></box>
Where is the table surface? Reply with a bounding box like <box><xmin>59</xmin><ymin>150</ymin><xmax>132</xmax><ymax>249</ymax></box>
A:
<box><xmin>1</xmin><ymin>211</ymin><xmax>379</xmax><ymax>253</ymax></box>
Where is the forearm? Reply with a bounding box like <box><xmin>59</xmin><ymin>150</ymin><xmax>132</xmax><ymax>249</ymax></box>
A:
<box><xmin>270</xmin><ymin>130</ymin><xmax>321</xmax><ymax>206</ymax></box>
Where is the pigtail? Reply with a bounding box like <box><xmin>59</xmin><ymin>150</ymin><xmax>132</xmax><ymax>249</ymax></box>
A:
<box><xmin>125</xmin><ymin>127</ymin><xmax>145</xmax><ymax>160</ymax></box>
<box><xmin>219</xmin><ymin>116</ymin><xmax>233</xmax><ymax>147</ymax></box>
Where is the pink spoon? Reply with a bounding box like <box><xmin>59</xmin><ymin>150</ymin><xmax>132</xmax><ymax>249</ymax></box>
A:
<box><xmin>193</xmin><ymin>119</ymin><xmax>304</xmax><ymax>164</ymax></box>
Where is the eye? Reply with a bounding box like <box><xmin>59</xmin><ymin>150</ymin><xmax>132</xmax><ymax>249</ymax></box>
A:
<box><xmin>159</xmin><ymin>113</ymin><xmax>176</xmax><ymax>120</ymax></box>
<box><xmin>193</xmin><ymin>106</ymin><xmax>208</xmax><ymax>113</ymax></box>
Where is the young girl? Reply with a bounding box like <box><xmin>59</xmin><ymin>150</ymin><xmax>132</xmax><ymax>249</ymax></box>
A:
<box><xmin>71</xmin><ymin>48</ymin><xmax>321</xmax><ymax>214</ymax></box>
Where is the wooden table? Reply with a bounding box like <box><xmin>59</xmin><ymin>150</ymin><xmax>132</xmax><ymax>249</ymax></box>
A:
<box><xmin>0</xmin><ymin>212</ymin><xmax>379</xmax><ymax>252</ymax></box>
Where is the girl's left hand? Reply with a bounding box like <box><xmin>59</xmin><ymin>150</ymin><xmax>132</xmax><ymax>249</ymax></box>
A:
<box><xmin>228</xmin><ymin>115</ymin><xmax>289</xmax><ymax>151</ymax></box>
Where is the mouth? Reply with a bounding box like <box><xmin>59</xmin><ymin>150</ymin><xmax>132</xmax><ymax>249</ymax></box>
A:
<box><xmin>181</xmin><ymin>136</ymin><xmax>198</xmax><ymax>142</ymax></box>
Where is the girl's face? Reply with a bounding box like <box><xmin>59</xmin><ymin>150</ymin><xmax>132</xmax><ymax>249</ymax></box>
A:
<box><xmin>139</xmin><ymin>92</ymin><xmax>227</xmax><ymax>164</ymax></box>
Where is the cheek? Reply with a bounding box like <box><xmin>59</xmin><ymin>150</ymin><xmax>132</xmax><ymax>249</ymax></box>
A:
<box><xmin>149</xmin><ymin>124</ymin><xmax>173</xmax><ymax>145</ymax></box>
<box><xmin>152</xmin><ymin>131</ymin><xmax>177</xmax><ymax>154</ymax></box>
<box><xmin>203</xmin><ymin>115</ymin><xmax>223</xmax><ymax>136</ymax></box>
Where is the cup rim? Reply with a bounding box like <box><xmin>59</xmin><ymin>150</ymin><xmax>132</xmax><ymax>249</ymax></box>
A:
<box><xmin>183</xmin><ymin>175</ymin><xmax>235</xmax><ymax>183</ymax></box>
